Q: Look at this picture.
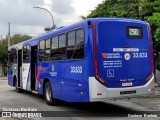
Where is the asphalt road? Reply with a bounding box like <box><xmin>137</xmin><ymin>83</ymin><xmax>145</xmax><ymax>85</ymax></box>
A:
<box><xmin>0</xmin><ymin>77</ymin><xmax>160</xmax><ymax>120</ymax></box>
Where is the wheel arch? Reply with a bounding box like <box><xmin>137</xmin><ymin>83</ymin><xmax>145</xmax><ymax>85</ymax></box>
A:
<box><xmin>42</xmin><ymin>78</ymin><xmax>51</xmax><ymax>96</ymax></box>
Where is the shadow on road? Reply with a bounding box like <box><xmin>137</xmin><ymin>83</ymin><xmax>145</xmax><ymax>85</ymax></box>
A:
<box><xmin>8</xmin><ymin>89</ymin><xmax>139</xmax><ymax>117</ymax></box>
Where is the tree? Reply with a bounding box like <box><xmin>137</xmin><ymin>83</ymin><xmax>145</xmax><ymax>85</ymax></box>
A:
<box><xmin>0</xmin><ymin>34</ymin><xmax>32</xmax><ymax>75</ymax></box>
<box><xmin>10</xmin><ymin>34</ymin><xmax>32</xmax><ymax>46</ymax></box>
<box><xmin>87</xmin><ymin>0</ymin><xmax>160</xmax><ymax>55</ymax></box>
<box><xmin>45</xmin><ymin>24</ymin><xmax>56</xmax><ymax>31</ymax></box>
<box><xmin>87</xmin><ymin>0</ymin><xmax>140</xmax><ymax>18</ymax></box>
<box><xmin>140</xmin><ymin>0</ymin><xmax>160</xmax><ymax>54</ymax></box>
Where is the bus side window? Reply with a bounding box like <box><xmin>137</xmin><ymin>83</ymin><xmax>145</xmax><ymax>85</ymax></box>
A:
<box><xmin>45</xmin><ymin>39</ymin><xmax>51</xmax><ymax>61</ymax></box>
<box><xmin>51</xmin><ymin>36</ymin><xmax>58</xmax><ymax>61</ymax></box>
<box><xmin>58</xmin><ymin>34</ymin><xmax>66</xmax><ymax>60</ymax></box>
<box><xmin>67</xmin><ymin>30</ymin><xmax>76</xmax><ymax>59</ymax></box>
<box><xmin>39</xmin><ymin>40</ymin><xmax>45</xmax><ymax>61</ymax></box>
<box><xmin>51</xmin><ymin>34</ymin><xmax>66</xmax><ymax>61</ymax></box>
<box><xmin>23</xmin><ymin>45</ymin><xmax>30</xmax><ymax>63</ymax></box>
<box><xmin>67</xmin><ymin>28</ymin><xmax>84</xmax><ymax>60</ymax></box>
<box><xmin>75</xmin><ymin>28</ymin><xmax>84</xmax><ymax>59</ymax></box>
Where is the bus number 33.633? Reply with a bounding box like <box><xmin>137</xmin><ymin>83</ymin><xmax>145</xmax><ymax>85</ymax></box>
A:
<box><xmin>133</xmin><ymin>52</ymin><xmax>147</xmax><ymax>58</ymax></box>
<box><xmin>71</xmin><ymin>66</ymin><xmax>82</xmax><ymax>73</ymax></box>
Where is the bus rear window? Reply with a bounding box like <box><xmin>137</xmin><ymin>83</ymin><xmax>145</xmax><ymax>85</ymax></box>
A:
<box><xmin>127</xmin><ymin>26</ymin><xmax>143</xmax><ymax>39</ymax></box>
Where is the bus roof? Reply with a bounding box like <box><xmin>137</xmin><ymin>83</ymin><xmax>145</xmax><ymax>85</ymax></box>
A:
<box><xmin>8</xmin><ymin>17</ymin><xmax>148</xmax><ymax>50</ymax></box>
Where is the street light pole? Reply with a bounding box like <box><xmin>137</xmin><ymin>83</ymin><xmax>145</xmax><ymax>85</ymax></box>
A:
<box><xmin>33</xmin><ymin>7</ymin><xmax>55</xmax><ymax>29</ymax></box>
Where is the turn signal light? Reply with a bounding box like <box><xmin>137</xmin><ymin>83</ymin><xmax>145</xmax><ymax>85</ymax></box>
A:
<box><xmin>146</xmin><ymin>73</ymin><xmax>153</xmax><ymax>81</ymax></box>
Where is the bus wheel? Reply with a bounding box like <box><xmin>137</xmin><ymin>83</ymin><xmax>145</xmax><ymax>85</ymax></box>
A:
<box><xmin>44</xmin><ymin>82</ymin><xmax>53</xmax><ymax>105</ymax></box>
<box><xmin>15</xmin><ymin>79</ymin><xmax>22</xmax><ymax>93</ymax></box>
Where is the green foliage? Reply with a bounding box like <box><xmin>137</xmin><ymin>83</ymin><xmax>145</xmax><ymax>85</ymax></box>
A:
<box><xmin>87</xmin><ymin>0</ymin><xmax>160</xmax><ymax>54</ymax></box>
<box><xmin>154</xmin><ymin>28</ymin><xmax>160</xmax><ymax>42</ymax></box>
<box><xmin>87</xmin><ymin>0</ymin><xmax>140</xmax><ymax>18</ymax></box>
<box><xmin>10</xmin><ymin>34</ymin><xmax>32</xmax><ymax>46</ymax></box>
<box><xmin>0</xmin><ymin>34</ymin><xmax>32</xmax><ymax>73</ymax></box>
<box><xmin>147</xmin><ymin>13</ymin><xmax>160</xmax><ymax>26</ymax></box>
<box><xmin>0</xmin><ymin>43</ymin><xmax>7</xmax><ymax>61</ymax></box>
<box><xmin>45</xmin><ymin>24</ymin><xmax>56</xmax><ymax>31</ymax></box>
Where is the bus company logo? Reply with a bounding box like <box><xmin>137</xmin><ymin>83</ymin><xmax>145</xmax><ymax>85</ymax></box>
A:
<box><xmin>50</xmin><ymin>64</ymin><xmax>57</xmax><ymax>76</ymax></box>
<box><xmin>101</xmin><ymin>53</ymin><xmax>107</xmax><ymax>58</ymax></box>
<box><xmin>124</xmin><ymin>53</ymin><xmax>130</xmax><ymax>60</ymax></box>
<box><xmin>52</xmin><ymin>64</ymin><xmax>54</xmax><ymax>72</ymax></box>
<box><xmin>105</xmin><ymin>53</ymin><xmax>122</xmax><ymax>59</ymax></box>
<box><xmin>2</xmin><ymin>112</ymin><xmax>11</xmax><ymax>117</ymax></box>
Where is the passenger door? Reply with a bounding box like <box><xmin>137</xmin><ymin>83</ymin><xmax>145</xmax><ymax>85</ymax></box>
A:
<box><xmin>22</xmin><ymin>45</ymin><xmax>31</xmax><ymax>90</ymax></box>
<box><xmin>31</xmin><ymin>46</ymin><xmax>38</xmax><ymax>90</ymax></box>
<box><xmin>17</xmin><ymin>49</ymin><xmax>22</xmax><ymax>88</ymax></box>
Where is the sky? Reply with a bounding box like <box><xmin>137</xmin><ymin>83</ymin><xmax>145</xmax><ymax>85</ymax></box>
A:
<box><xmin>0</xmin><ymin>0</ymin><xmax>103</xmax><ymax>38</ymax></box>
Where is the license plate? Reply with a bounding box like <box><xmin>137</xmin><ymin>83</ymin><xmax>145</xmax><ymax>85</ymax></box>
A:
<box><xmin>122</xmin><ymin>82</ymin><xmax>133</xmax><ymax>87</ymax></box>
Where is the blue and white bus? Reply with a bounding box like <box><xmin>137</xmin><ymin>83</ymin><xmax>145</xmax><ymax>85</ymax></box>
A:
<box><xmin>8</xmin><ymin>18</ymin><xmax>155</xmax><ymax>105</ymax></box>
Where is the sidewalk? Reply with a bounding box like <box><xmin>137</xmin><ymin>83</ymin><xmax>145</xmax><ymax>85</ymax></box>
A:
<box><xmin>155</xmin><ymin>86</ymin><xmax>160</xmax><ymax>96</ymax></box>
<box><xmin>0</xmin><ymin>76</ymin><xmax>8</xmax><ymax>80</ymax></box>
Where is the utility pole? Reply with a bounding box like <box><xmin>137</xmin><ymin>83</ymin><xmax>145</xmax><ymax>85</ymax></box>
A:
<box><xmin>8</xmin><ymin>22</ymin><xmax>10</xmax><ymax>50</ymax></box>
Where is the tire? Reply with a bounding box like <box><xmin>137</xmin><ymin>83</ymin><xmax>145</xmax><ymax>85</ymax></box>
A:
<box><xmin>15</xmin><ymin>79</ymin><xmax>22</xmax><ymax>93</ymax></box>
<box><xmin>44</xmin><ymin>82</ymin><xmax>53</xmax><ymax>105</ymax></box>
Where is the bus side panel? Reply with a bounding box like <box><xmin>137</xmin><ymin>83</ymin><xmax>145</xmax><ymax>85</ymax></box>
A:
<box><xmin>38</xmin><ymin>62</ymin><xmax>63</xmax><ymax>99</ymax></box>
<box><xmin>61</xmin><ymin>61</ymin><xmax>85</xmax><ymax>102</ymax></box>
<box><xmin>37</xmin><ymin>23</ymin><xmax>95</xmax><ymax>102</ymax></box>
<box><xmin>38</xmin><ymin>61</ymin><xmax>86</xmax><ymax>102</ymax></box>
<box><xmin>50</xmin><ymin>62</ymin><xmax>63</xmax><ymax>100</ymax></box>
<box><xmin>61</xmin><ymin>26</ymin><xmax>93</xmax><ymax>102</ymax></box>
